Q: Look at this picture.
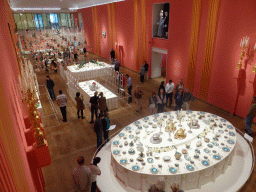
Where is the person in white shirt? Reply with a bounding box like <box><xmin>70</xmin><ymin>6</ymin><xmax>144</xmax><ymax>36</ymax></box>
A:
<box><xmin>89</xmin><ymin>157</ymin><xmax>101</xmax><ymax>192</ymax></box>
<box><xmin>72</xmin><ymin>156</ymin><xmax>92</xmax><ymax>192</ymax></box>
<box><xmin>56</xmin><ymin>90</ymin><xmax>68</xmax><ymax>122</ymax></box>
<box><xmin>165</xmin><ymin>79</ymin><xmax>175</xmax><ymax>108</ymax></box>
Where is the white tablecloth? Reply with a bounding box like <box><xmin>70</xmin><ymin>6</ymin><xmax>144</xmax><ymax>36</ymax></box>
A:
<box><xmin>111</xmin><ymin>111</ymin><xmax>237</xmax><ymax>191</ymax></box>
<box><xmin>67</xmin><ymin>62</ymin><xmax>113</xmax><ymax>81</ymax></box>
<box><xmin>78</xmin><ymin>80</ymin><xmax>119</xmax><ymax>110</ymax></box>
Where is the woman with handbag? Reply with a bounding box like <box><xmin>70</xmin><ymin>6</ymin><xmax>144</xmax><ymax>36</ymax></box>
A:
<box><xmin>75</xmin><ymin>92</ymin><xmax>85</xmax><ymax>119</ymax></box>
<box><xmin>149</xmin><ymin>92</ymin><xmax>157</xmax><ymax>114</ymax></box>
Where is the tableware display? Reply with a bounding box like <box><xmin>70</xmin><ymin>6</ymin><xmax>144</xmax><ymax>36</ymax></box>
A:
<box><xmin>128</xmin><ymin>148</ymin><xmax>135</xmax><ymax>154</ymax></box>
<box><xmin>182</xmin><ymin>149</ymin><xmax>188</xmax><ymax>154</ymax></box>
<box><xmin>148</xmin><ymin>122</ymin><xmax>153</xmax><ymax>125</ymax></box>
<box><xmin>143</xmin><ymin>124</ymin><xmax>149</xmax><ymax>128</ymax></box>
<box><xmin>144</xmin><ymin>117</ymin><xmax>149</xmax><ymax>120</ymax></box>
<box><xmin>119</xmin><ymin>144</ymin><xmax>123</xmax><ymax>148</ymax></box>
<box><xmin>207</xmin><ymin>144</ymin><xmax>213</xmax><ymax>148</ymax></box>
<box><xmin>186</xmin><ymin>142</ymin><xmax>191</xmax><ymax>149</ymax></box>
<box><xmin>132</xmin><ymin>165</ymin><xmax>140</xmax><ymax>171</ymax></box>
<box><xmin>186</xmin><ymin>164</ymin><xmax>194</xmax><ymax>171</ymax></box>
<box><xmin>126</xmin><ymin>127</ymin><xmax>131</xmax><ymax>130</ymax></box>
<box><xmin>194</xmin><ymin>154</ymin><xmax>199</xmax><ymax>159</ymax></box>
<box><xmin>113</xmin><ymin>141</ymin><xmax>119</xmax><ymax>145</ymax></box>
<box><xmin>119</xmin><ymin>133</ymin><xmax>124</xmax><ymax>137</ymax></box>
<box><xmin>120</xmin><ymin>159</ymin><xmax>127</xmax><ymax>165</ymax></box>
<box><xmin>175</xmin><ymin>152</ymin><xmax>182</xmax><ymax>160</ymax></box>
<box><xmin>113</xmin><ymin>150</ymin><xmax>120</xmax><ymax>155</ymax></box>
<box><xmin>196</xmin><ymin>140</ymin><xmax>202</xmax><ymax>147</ymax></box>
<box><xmin>212</xmin><ymin>142</ymin><xmax>219</xmax><ymax>146</ymax></box>
<box><xmin>137</xmin><ymin>157</ymin><xmax>143</xmax><ymax>162</ymax></box>
<box><xmin>204</xmin><ymin>148</ymin><xmax>210</xmax><ymax>153</ymax></box>
<box><xmin>204</xmin><ymin>137</ymin><xmax>210</xmax><ymax>143</ymax></box>
<box><xmin>221</xmin><ymin>118</ymin><xmax>227</xmax><ymax>122</ymax></box>
<box><xmin>152</xmin><ymin>124</ymin><xmax>157</xmax><ymax>128</ymax></box>
<box><xmin>184</xmin><ymin>155</ymin><xmax>191</xmax><ymax>161</ymax></box>
<box><xmin>124</xmin><ymin>141</ymin><xmax>128</xmax><ymax>146</ymax></box>
<box><xmin>213</xmin><ymin>154</ymin><xmax>221</xmax><ymax>160</ymax></box>
<box><xmin>202</xmin><ymin>160</ymin><xmax>210</xmax><ymax>166</ymax></box>
<box><xmin>169</xmin><ymin>167</ymin><xmax>177</xmax><ymax>174</ymax></box>
<box><xmin>222</xmin><ymin>147</ymin><xmax>230</xmax><ymax>152</ymax></box>
<box><xmin>136</xmin><ymin>130</ymin><xmax>140</xmax><ymax>134</ymax></box>
<box><xmin>227</xmin><ymin>125</ymin><xmax>233</xmax><ymax>129</ymax></box>
<box><xmin>147</xmin><ymin>158</ymin><xmax>154</xmax><ymax>163</ymax></box>
<box><xmin>229</xmin><ymin>132</ymin><xmax>235</xmax><ymax>136</ymax></box>
<box><xmin>129</xmin><ymin>135</ymin><xmax>134</xmax><ymax>139</ymax></box>
<box><xmin>163</xmin><ymin>156</ymin><xmax>171</xmax><ymax>161</ymax></box>
<box><xmin>150</xmin><ymin>167</ymin><xmax>158</xmax><ymax>174</ymax></box>
<box><xmin>227</xmin><ymin>139</ymin><xmax>234</xmax><ymax>144</ymax></box>
<box><xmin>135</xmin><ymin>121</ymin><xmax>140</xmax><ymax>125</ymax></box>
<box><xmin>155</xmin><ymin>154</ymin><xmax>160</xmax><ymax>159</ymax></box>
<box><xmin>212</xmin><ymin>115</ymin><xmax>217</xmax><ymax>117</ymax></box>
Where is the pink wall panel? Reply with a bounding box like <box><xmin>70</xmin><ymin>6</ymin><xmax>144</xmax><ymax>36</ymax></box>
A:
<box><xmin>97</xmin><ymin>4</ymin><xmax>111</xmax><ymax>60</ymax></box>
<box><xmin>208</xmin><ymin>0</ymin><xmax>256</xmax><ymax>117</ymax></box>
<box><xmin>78</xmin><ymin>8</ymin><xmax>95</xmax><ymax>55</ymax></box>
<box><xmin>115</xmin><ymin>0</ymin><xmax>136</xmax><ymax>71</ymax></box>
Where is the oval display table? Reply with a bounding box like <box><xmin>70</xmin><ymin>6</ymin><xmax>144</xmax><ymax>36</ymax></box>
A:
<box><xmin>110</xmin><ymin>111</ymin><xmax>237</xmax><ymax>191</ymax></box>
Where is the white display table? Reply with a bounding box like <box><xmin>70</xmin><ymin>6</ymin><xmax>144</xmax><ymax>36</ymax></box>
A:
<box><xmin>110</xmin><ymin>111</ymin><xmax>237</xmax><ymax>191</ymax></box>
<box><xmin>78</xmin><ymin>80</ymin><xmax>118</xmax><ymax>110</ymax></box>
<box><xmin>67</xmin><ymin>61</ymin><xmax>113</xmax><ymax>81</ymax></box>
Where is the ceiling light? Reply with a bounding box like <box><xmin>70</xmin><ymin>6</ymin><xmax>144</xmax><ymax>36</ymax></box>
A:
<box><xmin>69</xmin><ymin>0</ymin><xmax>125</xmax><ymax>10</ymax></box>
<box><xmin>12</xmin><ymin>8</ymin><xmax>61</xmax><ymax>11</ymax></box>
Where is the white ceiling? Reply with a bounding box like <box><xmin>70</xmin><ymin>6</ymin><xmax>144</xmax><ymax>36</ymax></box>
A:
<box><xmin>10</xmin><ymin>0</ymin><xmax>125</xmax><ymax>13</ymax></box>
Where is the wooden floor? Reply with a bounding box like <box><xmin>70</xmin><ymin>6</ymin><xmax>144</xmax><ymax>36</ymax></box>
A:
<box><xmin>33</xmin><ymin>53</ymin><xmax>256</xmax><ymax>192</ymax></box>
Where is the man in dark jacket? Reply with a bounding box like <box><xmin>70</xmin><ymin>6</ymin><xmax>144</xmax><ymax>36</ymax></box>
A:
<box><xmin>89</xmin><ymin>91</ymin><xmax>99</xmax><ymax>123</ymax></box>
<box><xmin>245</xmin><ymin>96</ymin><xmax>256</xmax><ymax>136</ymax></box>
<box><xmin>94</xmin><ymin>113</ymin><xmax>104</xmax><ymax>148</ymax></box>
<box><xmin>46</xmin><ymin>76</ymin><xmax>55</xmax><ymax>100</ymax></box>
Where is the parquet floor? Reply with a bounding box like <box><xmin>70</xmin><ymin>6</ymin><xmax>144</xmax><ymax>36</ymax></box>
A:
<box><xmin>33</xmin><ymin>53</ymin><xmax>256</xmax><ymax>192</ymax></box>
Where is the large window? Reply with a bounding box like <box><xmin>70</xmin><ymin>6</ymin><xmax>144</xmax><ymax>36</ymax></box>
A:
<box><xmin>13</xmin><ymin>13</ymin><xmax>74</xmax><ymax>30</ymax></box>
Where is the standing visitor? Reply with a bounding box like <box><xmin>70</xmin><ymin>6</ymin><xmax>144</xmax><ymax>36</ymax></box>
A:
<box><xmin>158</xmin><ymin>81</ymin><xmax>165</xmax><ymax>94</ymax></box>
<box><xmin>126</xmin><ymin>74</ymin><xmax>133</xmax><ymax>103</ymax></box>
<box><xmin>110</xmin><ymin>49</ymin><xmax>115</xmax><ymax>62</ymax></box>
<box><xmin>175</xmin><ymin>89</ymin><xmax>183</xmax><ymax>111</ymax></box>
<box><xmin>72</xmin><ymin>156</ymin><xmax>92</xmax><ymax>192</ymax></box>
<box><xmin>149</xmin><ymin>92</ymin><xmax>157</xmax><ymax>114</ymax></box>
<box><xmin>102</xmin><ymin>113</ymin><xmax>110</xmax><ymax>142</ymax></box>
<box><xmin>171</xmin><ymin>183</ymin><xmax>184</xmax><ymax>192</ymax></box>
<box><xmin>94</xmin><ymin>113</ymin><xmax>104</xmax><ymax>149</ymax></box>
<box><xmin>140</xmin><ymin>65</ymin><xmax>145</xmax><ymax>84</ymax></box>
<box><xmin>89</xmin><ymin>91</ymin><xmax>99</xmax><ymax>124</ymax></box>
<box><xmin>148</xmin><ymin>177</ymin><xmax>165</xmax><ymax>192</ymax></box>
<box><xmin>144</xmin><ymin>61</ymin><xmax>149</xmax><ymax>81</ymax></box>
<box><xmin>89</xmin><ymin>157</ymin><xmax>101</xmax><ymax>192</ymax></box>
<box><xmin>175</xmin><ymin>79</ymin><xmax>184</xmax><ymax>93</ymax></box>
<box><xmin>46</xmin><ymin>76</ymin><xmax>56</xmax><ymax>100</ymax></box>
<box><xmin>157</xmin><ymin>89</ymin><xmax>166</xmax><ymax>113</ymax></box>
<box><xmin>98</xmin><ymin>92</ymin><xmax>107</xmax><ymax>115</ymax></box>
<box><xmin>56</xmin><ymin>90</ymin><xmax>67</xmax><ymax>122</ymax></box>
<box><xmin>245</xmin><ymin>96</ymin><xmax>256</xmax><ymax>136</ymax></box>
<box><xmin>165</xmin><ymin>79</ymin><xmax>175</xmax><ymax>108</ymax></box>
<box><xmin>134</xmin><ymin>86</ymin><xmax>143</xmax><ymax>112</ymax></box>
<box><xmin>75</xmin><ymin>92</ymin><xmax>85</xmax><ymax>119</ymax></box>
<box><xmin>182</xmin><ymin>88</ymin><xmax>194</xmax><ymax>110</ymax></box>
<box><xmin>83</xmin><ymin>47</ymin><xmax>87</xmax><ymax>56</ymax></box>
<box><xmin>114</xmin><ymin>59</ymin><xmax>120</xmax><ymax>72</ymax></box>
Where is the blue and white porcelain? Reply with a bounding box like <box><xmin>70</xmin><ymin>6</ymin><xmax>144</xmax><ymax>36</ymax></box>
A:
<box><xmin>169</xmin><ymin>167</ymin><xmax>177</xmax><ymax>173</ymax></box>
<box><xmin>148</xmin><ymin>122</ymin><xmax>153</xmax><ymax>125</ymax></box>
<box><xmin>119</xmin><ymin>133</ymin><xmax>124</xmax><ymax>137</ymax></box>
<box><xmin>222</xmin><ymin>147</ymin><xmax>230</xmax><ymax>152</ymax></box>
<box><xmin>227</xmin><ymin>140</ymin><xmax>234</xmax><ymax>144</ymax></box>
<box><xmin>132</xmin><ymin>165</ymin><xmax>140</xmax><ymax>171</ymax></box>
<box><xmin>188</xmin><ymin>111</ymin><xmax>192</xmax><ymax>113</ymax></box>
<box><xmin>144</xmin><ymin>117</ymin><xmax>149</xmax><ymax>120</ymax></box>
<box><xmin>185</xmin><ymin>155</ymin><xmax>191</xmax><ymax>161</ymax></box>
<box><xmin>143</xmin><ymin>124</ymin><xmax>149</xmax><ymax>128</ymax></box>
<box><xmin>135</xmin><ymin>121</ymin><xmax>140</xmax><ymax>125</ymax></box>
<box><xmin>229</xmin><ymin>132</ymin><xmax>235</xmax><ymax>136</ymax></box>
<box><xmin>227</xmin><ymin>125</ymin><xmax>233</xmax><ymax>129</ymax></box>
<box><xmin>213</xmin><ymin>155</ymin><xmax>221</xmax><ymax>160</ymax></box>
<box><xmin>154</xmin><ymin>114</ymin><xmax>159</xmax><ymax>117</ymax></box>
<box><xmin>126</xmin><ymin>127</ymin><xmax>131</xmax><ymax>130</ymax></box>
<box><xmin>204</xmin><ymin>148</ymin><xmax>210</xmax><ymax>153</ymax></box>
<box><xmin>207</xmin><ymin>144</ymin><xmax>213</xmax><ymax>148</ymax></box>
<box><xmin>120</xmin><ymin>159</ymin><xmax>127</xmax><ymax>164</ymax></box>
<box><xmin>186</xmin><ymin>165</ymin><xmax>194</xmax><ymax>171</ymax></box>
<box><xmin>129</xmin><ymin>135</ymin><xmax>134</xmax><ymax>139</ymax></box>
<box><xmin>151</xmin><ymin>168</ymin><xmax>158</xmax><ymax>174</ymax></box>
<box><xmin>212</xmin><ymin>115</ymin><xmax>217</xmax><ymax>118</ymax></box>
<box><xmin>113</xmin><ymin>141</ymin><xmax>119</xmax><ymax>145</ymax></box>
<box><xmin>153</xmin><ymin>119</ymin><xmax>157</xmax><ymax>122</ymax></box>
<box><xmin>147</xmin><ymin>158</ymin><xmax>153</xmax><ymax>163</ymax></box>
<box><xmin>218</xmin><ymin>130</ymin><xmax>224</xmax><ymax>133</ymax></box>
<box><xmin>221</xmin><ymin>118</ymin><xmax>227</xmax><ymax>122</ymax></box>
<box><xmin>113</xmin><ymin>150</ymin><xmax>120</xmax><ymax>155</ymax></box>
<box><xmin>137</xmin><ymin>126</ymin><xmax>142</xmax><ymax>130</ymax></box>
<box><xmin>212</xmin><ymin>142</ymin><xmax>219</xmax><ymax>146</ymax></box>
<box><xmin>202</xmin><ymin>160</ymin><xmax>209</xmax><ymax>166</ymax></box>
<box><xmin>200</xmin><ymin>112</ymin><xmax>205</xmax><ymax>114</ymax></box>
<box><xmin>166</xmin><ymin>112</ymin><xmax>171</xmax><ymax>115</ymax></box>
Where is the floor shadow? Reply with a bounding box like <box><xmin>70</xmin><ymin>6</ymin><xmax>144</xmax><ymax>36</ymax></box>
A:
<box><xmin>233</xmin><ymin>69</ymin><xmax>246</xmax><ymax>115</ymax></box>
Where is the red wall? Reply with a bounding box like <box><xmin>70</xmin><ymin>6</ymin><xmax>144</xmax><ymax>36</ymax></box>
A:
<box><xmin>78</xmin><ymin>0</ymin><xmax>256</xmax><ymax>118</ymax></box>
<box><xmin>79</xmin><ymin>8</ymin><xmax>95</xmax><ymax>54</ymax></box>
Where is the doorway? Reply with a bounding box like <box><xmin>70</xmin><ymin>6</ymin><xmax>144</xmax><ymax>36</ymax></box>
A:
<box><xmin>151</xmin><ymin>47</ymin><xmax>167</xmax><ymax>78</ymax></box>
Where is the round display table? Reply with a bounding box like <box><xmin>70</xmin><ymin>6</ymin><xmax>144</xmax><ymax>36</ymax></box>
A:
<box><xmin>110</xmin><ymin>111</ymin><xmax>237</xmax><ymax>191</ymax></box>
